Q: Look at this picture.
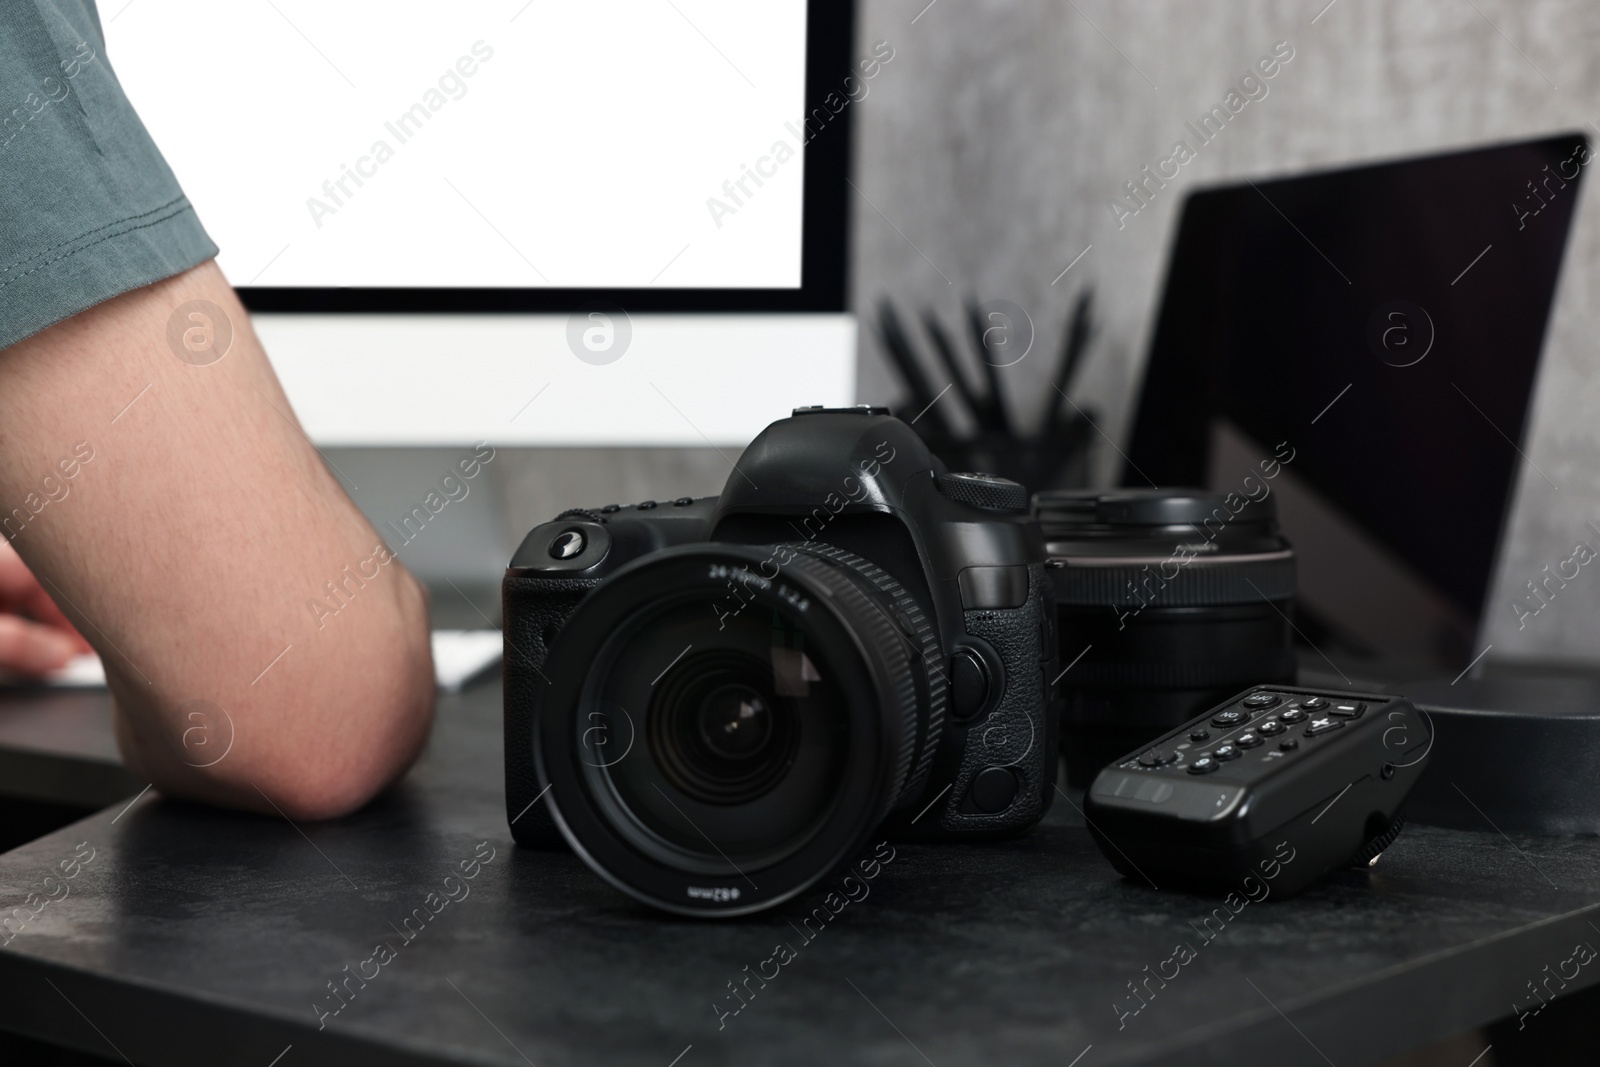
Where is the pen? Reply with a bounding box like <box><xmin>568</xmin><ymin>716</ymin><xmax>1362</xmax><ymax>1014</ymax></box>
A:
<box><xmin>964</xmin><ymin>298</ymin><xmax>1012</xmax><ymax>436</ymax></box>
<box><xmin>920</xmin><ymin>310</ymin><xmax>982</xmax><ymax>430</ymax></box>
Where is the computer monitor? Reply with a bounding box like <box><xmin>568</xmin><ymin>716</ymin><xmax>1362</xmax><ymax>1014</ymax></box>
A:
<box><xmin>102</xmin><ymin>0</ymin><xmax>857</xmax><ymax>446</ymax></box>
<box><xmin>1124</xmin><ymin>133</ymin><xmax>1587</xmax><ymax>669</ymax></box>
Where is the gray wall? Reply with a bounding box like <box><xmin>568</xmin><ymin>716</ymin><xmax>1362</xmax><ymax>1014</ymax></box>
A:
<box><xmin>847</xmin><ymin>0</ymin><xmax>1600</xmax><ymax>664</ymax></box>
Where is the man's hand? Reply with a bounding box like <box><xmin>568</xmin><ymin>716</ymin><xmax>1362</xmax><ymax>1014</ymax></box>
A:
<box><xmin>0</xmin><ymin>540</ymin><xmax>91</xmax><ymax>674</ymax></box>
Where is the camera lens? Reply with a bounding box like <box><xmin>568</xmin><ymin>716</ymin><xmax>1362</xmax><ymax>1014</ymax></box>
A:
<box><xmin>533</xmin><ymin>543</ymin><xmax>937</xmax><ymax>915</ymax></box>
<box><xmin>1033</xmin><ymin>489</ymin><xmax>1297</xmax><ymax>782</ymax></box>
<box><xmin>583</xmin><ymin>600</ymin><xmax>852</xmax><ymax>868</ymax></box>
<box><xmin>650</xmin><ymin>651</ymin><xmax>800</xmax><ymax>805</ymax></box>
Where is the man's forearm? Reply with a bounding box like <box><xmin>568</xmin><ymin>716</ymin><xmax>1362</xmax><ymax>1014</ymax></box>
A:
<box><xmin>0</xmin><ymin>261</ymin><xmax>436</xmax><ymax>818</ymax></box>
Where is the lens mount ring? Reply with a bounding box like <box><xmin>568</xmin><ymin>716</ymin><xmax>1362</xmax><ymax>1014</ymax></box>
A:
<box><xmin>532</xmin><ymin>543</ymin><xmax>919</xmax><ymax>916</ymax></box>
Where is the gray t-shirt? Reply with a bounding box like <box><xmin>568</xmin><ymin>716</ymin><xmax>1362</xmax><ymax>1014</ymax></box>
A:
<box><xmin>0</xmin><ymin>0</ymin><xmax>216</xmax><ymax>350</ymax></box>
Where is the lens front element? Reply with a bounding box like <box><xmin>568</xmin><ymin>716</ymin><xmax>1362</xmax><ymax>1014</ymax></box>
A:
<box><xmin>651</xmin><ymin>650</ymin><xmax>801</xmax><ymax>806</ymax></box>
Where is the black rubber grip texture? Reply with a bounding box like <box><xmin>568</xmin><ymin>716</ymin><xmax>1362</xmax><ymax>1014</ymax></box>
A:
<box><xmin>786</xmin><ymin>541</ymin><xmax>946</xmax><ymax>803</ymax></box>
<box><xmin>942</xmin><ymin>564</ymin><xmax>1053</xmax><ymax>834</ymax></box>
<box><xmin>503</xmin><ymin>574</ymin><xmax>602</xmax><ymax>848</ymax></box>
<box><xmin>1052</xmin><ymin>555</ymin><xmax>1295</xmax><ymax>606</ymax></box>
<box><xmin>935</xmin><ymin>472</ymin><xmax>1030</xmax><ymax>513</ymax></box>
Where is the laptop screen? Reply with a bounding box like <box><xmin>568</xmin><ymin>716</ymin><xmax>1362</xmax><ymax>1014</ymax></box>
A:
<box><xmin>1124</xmin><ymin>134</ymin><xmax>1586</xmax><ymax>666</ymax></box>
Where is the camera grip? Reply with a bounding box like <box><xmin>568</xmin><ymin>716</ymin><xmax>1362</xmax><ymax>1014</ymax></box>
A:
<box><xmin>934</xmin><ymin>564</ymin><xmax>1058</xmax><ymax>835</ymax></box>
<box><xmin>503</xmin><ymin>574</ymin><xmax>601</xmax><ymax>849</ymax></box>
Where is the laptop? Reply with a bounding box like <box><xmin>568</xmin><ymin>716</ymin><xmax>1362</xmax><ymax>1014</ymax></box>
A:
<box><xmin>1124</xmin><ymin>131</ymin><xmax>1588</xmax><ymax>684</ymax></box>
<box><xmin>1121</xmin><ymin>134</ymin><xmax>1600</xmax><ymax>831</ymax></box>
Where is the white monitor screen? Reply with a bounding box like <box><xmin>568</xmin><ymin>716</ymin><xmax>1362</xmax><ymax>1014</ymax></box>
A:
<box><xmin>103</xmin><ymin>1</ymin><xmax>808</xmax><ymax>290</ymax></box>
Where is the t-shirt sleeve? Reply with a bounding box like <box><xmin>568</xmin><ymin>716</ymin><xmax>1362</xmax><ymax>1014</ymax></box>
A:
<box><xmin>0</xmin><ymin>0</ymin><xmax>217</xmax><ymax>351</ymax></box>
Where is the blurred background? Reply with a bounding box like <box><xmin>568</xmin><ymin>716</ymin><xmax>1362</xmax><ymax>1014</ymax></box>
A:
<box><xmin>100</xmin><ymin>0</ymin><xmax>1600</xmax><ymax>664</ymax></box>
<box><xmin>845</xmin><ymin>0</ymin><xmax>1600</xmax><ymax>665</ymax></box>
<box><xmin>422</xmin><ymin>0</ymin><xmax>1600</xmax><ymax>663</ymax></box>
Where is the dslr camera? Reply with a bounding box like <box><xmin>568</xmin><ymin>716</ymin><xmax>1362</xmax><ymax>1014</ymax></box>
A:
<box><xmin>504</xmin><ymin>406</ymin><xmax>1057</xmax><ymax>916</ymax></box>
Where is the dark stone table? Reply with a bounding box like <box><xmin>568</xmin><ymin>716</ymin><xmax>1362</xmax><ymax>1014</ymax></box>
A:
<box><xmin>2</xmin><ymin>680</ymin><xmax>1599</xmax><ymax>1067</ymax></box>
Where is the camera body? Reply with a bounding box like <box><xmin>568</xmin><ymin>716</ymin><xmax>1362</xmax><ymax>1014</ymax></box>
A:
<box><xmin>503</xmin><ymin>406</ymin><xmax>1057</xmax><ymax>915</ymax></box>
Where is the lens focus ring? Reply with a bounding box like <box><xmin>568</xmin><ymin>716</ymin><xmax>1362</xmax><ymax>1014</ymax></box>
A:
<box><xmin>775</xmin><ymin>545</ymin><xmax>928</xmax><ymax>810</ymax></box>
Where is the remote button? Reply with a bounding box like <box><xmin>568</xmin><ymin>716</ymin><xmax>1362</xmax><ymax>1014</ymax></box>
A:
<box><xmin>1301</xmin><ymin>696</ymin><xmax>1330</xmax><ymax>711</ymax></box>
<box><xmin>1279</xmin><ymin>739</ymin><xmax>1300</xmax><ymax>751</ymax></box>
<box><xmin>1280</xmin><ymin>707</ymin><xmax>1307</xmax><ymax>724</ymax></box>
<box><xmin>1257</xmin><ymin>719</ymin><xmax>1285</xmax><ymax>736</ymax></box>
<box><xmin>1236</xmin><ymin>731</ymin><xmax>1263</xmax><ymax>749</ymax></box>
<box><xmin>600</xmin><ymin>504</ymin><xmax>622</xmax><ymax>514</ymax></box>
<box><xmin>673</xmin><ymin>497</ymin><xmax>695</xmax><ymax>507</ymax></box>
<box><xmin>1305</xmin><ymin>716</ymin><xmax>1345</xmax><ymax>737</ymax></box>
<box><xmin>1211</xmin><ymin>709</ymin><xmax>1248</xmax><ymax>728</ymax></box>
<box><xmin>1242</xmin><ymin>692</ymin><xmax>1281</xmax><ymax>709</ymax></box>
<box><xmin>1188</xmin><ymin>756</ymin><xmax>1219</xmax><ymax>775</ymax></box>
<box><xmin>637</xmin><ymin>500</ymin><xmax>658</xmax><ymax>510</ymax></box>
<box><xmin>1137</xmin><ymin>749</ymin><xmax>1176</xmax><ymax>768</ymax></box>
<box><xmin>1213</xmin><ymin>743</ymin><xmax>1241</xmax><ymax>761</ymax></box>
<box><xmin>1330</xmin><ymin>701</ymin><xmax>1366</xmax><ymax>718</ymax></box>
<box><xmin>1189</xmin><ymin>728</ymin><xmax>1211</xmax><ymax>743</ymax></box>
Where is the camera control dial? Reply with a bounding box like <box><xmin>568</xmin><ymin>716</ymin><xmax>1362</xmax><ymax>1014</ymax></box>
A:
<box><xmin>935</xmin><ymin>472</ymin><xmax>1029</xmax><ymax>514</ymax></box>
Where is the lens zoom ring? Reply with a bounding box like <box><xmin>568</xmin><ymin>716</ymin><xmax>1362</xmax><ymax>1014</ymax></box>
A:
<box><xmin>780</xmin><ymin>544</ymin><xmax>935</xmax><ymax>808</ymax></box>
<box><xmin>1054</xmin><ymin>556</ymin><xmax>1295</xmax><ymax>607</ymax></box>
